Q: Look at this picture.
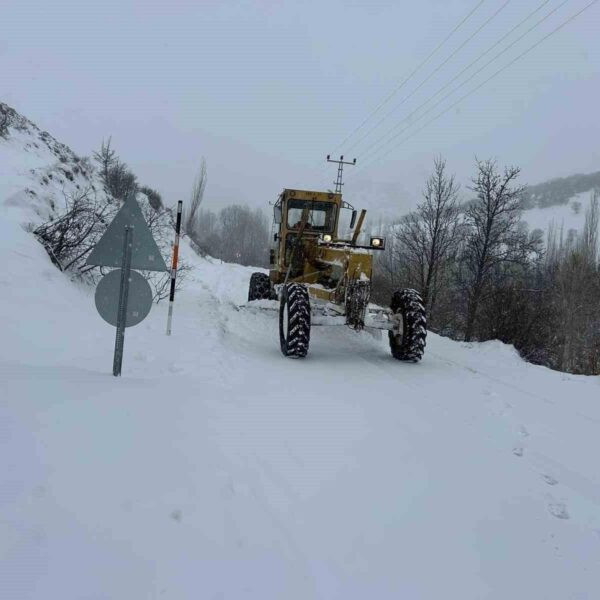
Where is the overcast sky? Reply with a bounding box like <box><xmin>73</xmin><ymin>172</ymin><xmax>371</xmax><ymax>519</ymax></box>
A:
<box><xmin>3</xmin><ymin>0</ymin><xmax>599</xmax><ymax>216</ymax></box>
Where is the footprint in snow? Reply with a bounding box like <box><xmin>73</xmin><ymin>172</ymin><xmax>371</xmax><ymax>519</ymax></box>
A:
<box><xmin>547</xmin><ymin>499</ymin><xmax>569</xmax><ymax>520</ymax></box>
<box><xmin>542</xmin><ymin>474</ymin><xmax>558</xmax><ymax>486</ymax></box>
<box><xmin>171</xmin><ymin>509</ymin><xmax>182</xmax><ymax>523</ymax></box>
<box><xmin>512</xmin><ymin>446</ymin><xmax>524</xmax><ymax>457</ymax></box>
<box><xmin>228</xmin><ymin>481</ymin><xmax>251</xmax><ymax>497</ymax></box>
<box><xmin>518</xmin><ymin>425</ymin><xmax>529</xmax><ymax>438</ymax></box>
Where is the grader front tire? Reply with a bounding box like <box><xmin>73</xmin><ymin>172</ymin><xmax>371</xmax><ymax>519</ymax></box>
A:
<box><xmin>279</xmin><ymin>283</ymin><xmax>311</xmax><ymax>358</ymax></box>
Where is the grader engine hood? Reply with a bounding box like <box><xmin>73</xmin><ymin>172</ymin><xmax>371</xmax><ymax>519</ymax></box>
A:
<box><xmin>292</xmin><ymin>241</ymin><xmax>373</xmax><ymax>306</ymax></box>
<box><xmin>314</xmin><ymin>244</ymin><xmax>372</xmax><ymax>283</ymax></box>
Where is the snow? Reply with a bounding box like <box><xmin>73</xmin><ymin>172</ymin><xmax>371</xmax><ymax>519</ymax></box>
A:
<box><xmin>521</xmin><ymin>191</ymin><xmax>593</xmax><ymax>236</ymax></box>
<box><xmin>2</xmin><ymin>120</ymin><xmax>600</xmax><ymax>599</ymax></box>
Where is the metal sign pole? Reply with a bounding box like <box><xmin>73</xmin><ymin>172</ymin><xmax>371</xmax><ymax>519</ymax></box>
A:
<box><xmin>166</xmin><ymin>201</ymin><xmax>183</xmax><ymax>335</ymax></box>
<box><xmin>113</xmin><ymin>226</ymin><xmax>134</xmax><ymax>376</ymax></box>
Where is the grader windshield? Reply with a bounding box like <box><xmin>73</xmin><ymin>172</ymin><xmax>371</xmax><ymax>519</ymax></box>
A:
<box><xmin>286</xmin><ymin>199</ymin><xmax>337</xmax><ymax>233</ymax></box>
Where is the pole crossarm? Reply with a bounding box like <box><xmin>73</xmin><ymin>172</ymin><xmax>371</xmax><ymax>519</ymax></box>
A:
<box><xmin>326</xmin><ymin>155</ymin><xmax>357</xmax><ymax>194</ymax></box>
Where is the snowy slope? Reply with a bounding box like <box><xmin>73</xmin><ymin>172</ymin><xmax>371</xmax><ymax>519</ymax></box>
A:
<box><xmin>0</xmin><ymin>103</ymin><xmax>104</xmax><ymax>226</ymax></box>
<box><xmin>521</xmin><ymin>190</ymin><xmax>593</xmax><ymax>236</ymax></box>
<box><xmin>2</xmin><ymin>198</ymin><xmax>600</xmax><ymax>599</ymax></box>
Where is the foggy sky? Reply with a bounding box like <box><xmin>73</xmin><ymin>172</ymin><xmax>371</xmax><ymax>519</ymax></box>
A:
<box><xmin>3</xmin><ymin>0</ymin><xmax>599</xmax><ymax>217</ymax></box>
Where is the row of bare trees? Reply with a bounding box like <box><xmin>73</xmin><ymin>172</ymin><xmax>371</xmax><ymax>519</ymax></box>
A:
<box><xmin>187</xmin><ymin>204</ymin><xmax>270</xmax><ymax>267</ymax></box>
<box><xmin>374</xmin><ymin>157</ymin><xmax>600</xmax><ymax>374</ymax></box>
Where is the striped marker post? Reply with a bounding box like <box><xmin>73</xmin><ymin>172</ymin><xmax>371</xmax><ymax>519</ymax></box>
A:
<box><xmin>166</xmin><ymin>200</ymin><xmax>183</xmax><ymax>335</ymax></box>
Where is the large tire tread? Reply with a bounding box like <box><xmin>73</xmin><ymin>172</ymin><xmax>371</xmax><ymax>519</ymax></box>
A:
<box><xmin>388</xmin><ymin>288</ymin><xmax>427</xmax><ymax>362</ymax></box>
<box><xmin>279</xmin><ymin>283</ymin><xmax>311</xmax><ymax>358</ymax></box>
<box><xmin>248</xmin><ymin>272</ymin><xmax>275</xmax><ymax>301</ymax></box>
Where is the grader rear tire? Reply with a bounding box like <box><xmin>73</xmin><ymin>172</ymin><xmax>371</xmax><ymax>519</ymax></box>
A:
<box><xmin>279</xmin><ymin>283</ymin><xmax>311</xmax><ymax>358</ymax></box>
<box><xmin>388</xmin><ymin>288</ymin><xmax>427</xmax><ymax>362</ymax></box>
<box><xmin>248</xmin><ymin>272</ymin><xmax>275</xmax><ymax>301</ymax></box>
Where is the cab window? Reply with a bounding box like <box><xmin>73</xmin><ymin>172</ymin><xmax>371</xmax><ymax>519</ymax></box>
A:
<box><xmin>286</xmin><ymin>200</ymin><xmax>336</xmax><ymax>232</ymax></box>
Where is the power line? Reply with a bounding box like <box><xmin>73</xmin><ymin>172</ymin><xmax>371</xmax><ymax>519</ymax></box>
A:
<box><xmin>350</xmin><ymin>0</ymin><xmax>599</xmax><ymax>179</ymax></box>
<box><xmin>345</xmin><ymin>0</ymin><xmax>511</xmax><ymax>154</ymax></box>
<box><xmin>357</xmin><ymin>0</ymin><xmax>563</xmax><ymax>161</ymax></box>
<box><xmin>318</xmin><ymin>0</ymin><xmax>544</xmax><ymax>188</ymax></box>
<box><xmin>332</xmin><ymin>0</ymin><xmax>488</xmax><ymax>153</ymax></box>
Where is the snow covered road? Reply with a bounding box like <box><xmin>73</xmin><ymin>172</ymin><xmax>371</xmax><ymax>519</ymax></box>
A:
<box><xmin>2</xmin><ymin>209</ymin><xmax>600</xmax><ymax>599</ymax></box>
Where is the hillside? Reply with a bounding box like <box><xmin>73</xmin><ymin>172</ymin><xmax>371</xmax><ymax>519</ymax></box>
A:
<box><xmin>519</xmin><ymin>171</ymin><xmax>600</xmax><ymax>237</ymax></box>
<box><xmin>0</xmin><ymin>102</ymin><xmax>175</xmax><ymax>299</ymax></box>
<box><xmin>2</xmin><ymin>107</ymin><xmax>600</xmax><ymax>599</ymax></box>
<box><xmin>523</xmin><ymin>171</ymin><xmax>600</xmax><ymax>210</ymax></box>
<box><xmin>0</xmin><ymin>102</ymin><xmax>103</xmax><ymax>224</ymax></box>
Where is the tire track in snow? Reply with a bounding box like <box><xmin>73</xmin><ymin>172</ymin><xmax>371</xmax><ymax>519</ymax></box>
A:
<box><xmin>198</xmin><ymin>273</ymin><xmax>600</xmax><ymax>560</ymax></box>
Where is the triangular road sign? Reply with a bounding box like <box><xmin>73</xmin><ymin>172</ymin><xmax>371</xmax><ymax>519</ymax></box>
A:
<box><xmin>86</xmin><ymin>196</ymin><xmax>168</xmax><ymax>271</ymax></box>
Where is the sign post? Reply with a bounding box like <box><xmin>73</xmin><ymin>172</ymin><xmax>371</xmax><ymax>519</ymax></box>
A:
<box><xmin>86</xmin><ymin>195</ymin><xmax>168</xmax><ymax>376</ymax></box>
<box><xmin>112</xmin><ymin>225</ymin><xmax>133</xmax><ymax>376</ymax></box>
<box><xmin>166</xmin><ymin>200</ymin><xmax>183</xmax><ymax>335</ymax></box>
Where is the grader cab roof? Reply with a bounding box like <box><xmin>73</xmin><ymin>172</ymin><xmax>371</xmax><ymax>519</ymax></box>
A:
<box><xmin>280</xmin><ymin>189</ymin><xmax>342</xmax><ymax>203</ymax></box>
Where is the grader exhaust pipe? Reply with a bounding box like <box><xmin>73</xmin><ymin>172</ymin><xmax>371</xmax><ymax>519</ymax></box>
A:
<box><xmin>351</xmin><ymin>209</ymin><xmax>367</xmax><ymax>245</ymax></box>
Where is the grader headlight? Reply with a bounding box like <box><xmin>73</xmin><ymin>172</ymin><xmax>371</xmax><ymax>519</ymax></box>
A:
<box><xmin>370</xmin><ymin>236</ymin><xmax>385</xmax><ymax>249</ymax></box>
<box><xmin>322</xmin><ymin>234</ymin><xmax>333</xmax><ymax>243</ymax></box>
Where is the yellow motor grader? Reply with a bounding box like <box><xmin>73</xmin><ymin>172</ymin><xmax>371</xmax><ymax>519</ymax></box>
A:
<box><xmin>248</xmin><ymin>188</ymin><xmax>426</xmax><ymax>360</ymax></box>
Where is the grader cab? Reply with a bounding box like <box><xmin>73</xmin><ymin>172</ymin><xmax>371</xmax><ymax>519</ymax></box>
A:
<box><xmin>248</xmin><ymin>188</ymin><xmax>426</xmax><ymax>360</ymax></box>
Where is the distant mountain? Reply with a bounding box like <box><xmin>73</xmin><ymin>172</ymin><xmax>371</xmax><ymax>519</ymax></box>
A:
<box><xmin>522</xmin><ymin>171</ymin><xmax>600</xmax><ymax>210</ymax></box>
<box><xmin>517</xmin><ymin>171</ymin><xmax>599</xmax><ymax>236</ymax></box>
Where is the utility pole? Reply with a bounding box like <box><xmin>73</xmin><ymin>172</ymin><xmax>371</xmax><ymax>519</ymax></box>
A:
<box><xmin>327</xmin><ymin>155</ymin><xmax>356</xmax><ymax>194</ymax></box>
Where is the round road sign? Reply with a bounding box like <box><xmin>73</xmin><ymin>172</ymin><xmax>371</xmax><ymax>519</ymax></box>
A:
<box><xmin>95</xmin><ymin>269</ymin><xmax>153</xmax><ymax>328</ymax></box>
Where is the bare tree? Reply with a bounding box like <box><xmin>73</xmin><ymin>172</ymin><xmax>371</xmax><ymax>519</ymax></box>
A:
<box><xmin>106</xmin><ymin>161</ymin><xmax>138</xmax><ymax>200</ymax></box>
<box><xmin>93</xmin><ymin>138</ymin><xmax>138</xmax><ymax>200</ymax></box>
<box><xmin>396</xmin><ymin>157</ymin><xmax>460</xmax><ymax>317</ymax></box>
<box><xmin>0</xmin><ymin>103</ymin><xmax>13</xmax><ymax>138</ymax></box>
<box><xmin>34</xmin><ymin>184</ymin><xmax>188</xmax><ymax>301</ymax></box>
<box><xmin>139</xmin><ymin>185</ymin><xmax>164</xmax><ymax>211</ymax></box>
<box><xmin>547</xmin><ymin>190</ymin><xmax>600</xmax><ymax>372</ymax></box>
<box><xmin>33</xmin><ymin>186</ymin><xmax>117</xmax><ymax>273</ymax></box>
<box><xmin>93</xmin><ymin>138</ymin><xmax>117</xmax><ymax>186</ymax></box>
<box><xmin>185</xmin><ymin>203</ymin><xmax>270</xmax><ymax>268</ymax></box>
<box><xmin>461</xmin><ymin>159</ymin><xmax>527</xmax><ymax>341</ymax></box>
<box><xmin>136</xmin><ymin>195</ymin><xmax>190</xmax><ymax>302</ymax></box>
<box><xmin>217</xmin><ymin>205</ymin><xmax>269</xmax><ymax>266</ymax></box>
<box><xmin>580</xmin><ymin>189</ymin><xmax>599</xmax><ymax>264</ymax></box>
<box><xmin>184</xmin><ymin>158</ymin><xmax>207</xmax><ymax>240</ymax></box>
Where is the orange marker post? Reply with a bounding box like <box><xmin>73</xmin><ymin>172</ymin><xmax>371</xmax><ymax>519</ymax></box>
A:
<box><xmin>166</xmin><ymin>200</ymin><xmax>183</xmax><ymax>335</ymax></box>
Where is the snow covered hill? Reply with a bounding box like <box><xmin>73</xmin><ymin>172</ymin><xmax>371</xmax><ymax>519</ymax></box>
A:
<box><xmin>2</xmin><ymin>110</ymin><xmax>600</xmax><ymax>599</ymax></box>
<box><xmin>0</xmin><ymin>103</ymin><xmax>104</xmax><ymax>224</ymax></box>
<box><xmin>521</xmin><ymin>190</ymin><xmax>595</xmax><ymax>237</ymax></box>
